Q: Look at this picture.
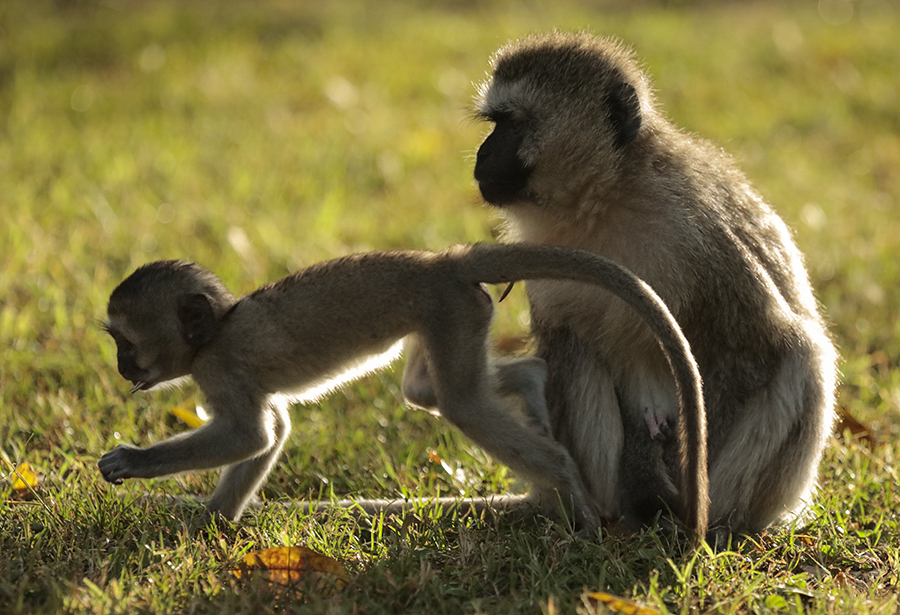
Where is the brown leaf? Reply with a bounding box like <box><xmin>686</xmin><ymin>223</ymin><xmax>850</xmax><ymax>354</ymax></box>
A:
<box><xmin>585</xmin><ymin>592</ymin><xmax>661</xmax><ymax>615</ymax></box>
<box><xmin>233</xmin><ymin>546</ymin><xmax>349</xmax><ymax>600</ymax></box>
<box><xmin>835</xmin><ymin>406</ymin><xmax>872</xmax><ymax>444</ymax></box>
<box><xmin>493</xmin><ymin>334</ymin><xmax>531</xmax><ymax>355</ymax></box>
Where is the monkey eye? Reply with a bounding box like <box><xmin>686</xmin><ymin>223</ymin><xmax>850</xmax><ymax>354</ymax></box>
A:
<box><xmin>108</xmin><ymin>329</ymin><xmax>135</xmax><ymax>353</ymax></box>
<box><xmin>485</xmin><ymin>110</ymin><xmax>516</xmax><ymax>124</ymax></box>
<box><xmin>485</xmin><ymin>110</ymin><xmax>534</xmax><ymax>135</ymax></box>
<box><xmin>479</xmin><ymin>107</ymin><xmax>514</xmax><ymax>122</ymax></box>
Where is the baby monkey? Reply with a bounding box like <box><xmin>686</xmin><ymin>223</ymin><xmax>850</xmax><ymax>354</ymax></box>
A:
<box><xmin>99</xmin><ymin>243</ymin><xmax>705</xmax><ymax>535</ymax></box>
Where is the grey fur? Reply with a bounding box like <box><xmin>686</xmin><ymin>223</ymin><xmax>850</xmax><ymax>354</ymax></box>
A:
<box><xmin>474</xmin><ymin>31</ymin><xmax>837</xmax><ymax>538</ymax></box>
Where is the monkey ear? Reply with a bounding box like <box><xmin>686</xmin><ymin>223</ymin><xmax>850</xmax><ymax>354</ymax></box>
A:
<box><xmin>176</xmin><ymin>293</ymin><xmax>218</xmax><ymax>347</ymax></box>
<box><xmin>604</xmin><ymin>80</ymin><xmax>641</xmax><ymax>149</ymax></box>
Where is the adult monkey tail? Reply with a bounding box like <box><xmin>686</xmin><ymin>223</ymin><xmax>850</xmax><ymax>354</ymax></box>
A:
<box><xmin>461</xmin><ymin>242</ymin><xmax>709</xmax><ymax>539</ymax></box>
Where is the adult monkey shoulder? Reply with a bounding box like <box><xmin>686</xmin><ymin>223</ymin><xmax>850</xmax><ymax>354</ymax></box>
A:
<box><xmin>474</xmin><ymin>31</ymin><xmax>837</xmax><ymax>540</ymax></box>
<box><xmin>99</xmin><ymin>243</ymin><xmax>703</xmax><ymax>537</ymax></box>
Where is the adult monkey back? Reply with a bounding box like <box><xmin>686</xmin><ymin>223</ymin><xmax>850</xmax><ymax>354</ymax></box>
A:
<box><xmin>473</xmin><ymin>31</ymin><xmax>837</xmax><ymax>539</ymax></box>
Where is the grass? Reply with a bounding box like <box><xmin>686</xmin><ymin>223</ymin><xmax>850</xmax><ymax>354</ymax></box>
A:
<box><xmin>1</xmin><ymin>0</ymin><xmax>898</xmax><ymax>612</ymax></box>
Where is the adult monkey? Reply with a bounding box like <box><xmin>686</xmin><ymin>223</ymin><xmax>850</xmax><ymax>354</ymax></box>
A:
<box><xmin>472</xmin><ymin>31</ymin><xmax>836</xmax><ymax>540</ymax></box>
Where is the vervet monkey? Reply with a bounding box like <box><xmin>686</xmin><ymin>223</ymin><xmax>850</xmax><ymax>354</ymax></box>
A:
<box><xmin>473</xmin><ymin>31</ymin><xmax>837</xmax><ymax>538</ymax></box>
<box><xmin>98</xmin><ymin>243</ymin><xmax>704</xmax><ymax>535</ymax></box>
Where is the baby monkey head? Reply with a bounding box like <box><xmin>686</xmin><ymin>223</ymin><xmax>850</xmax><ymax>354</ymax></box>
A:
<box><xmin>105</xmin><ymin>260</ymin><xmax>236</xmax><ymax>393</ymax></box>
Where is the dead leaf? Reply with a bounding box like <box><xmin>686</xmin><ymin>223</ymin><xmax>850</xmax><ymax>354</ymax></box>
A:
<box><xmin>11</xmin><ymin>462</ymin><xmax>39</xmax><ymax>498</ymax></box>
<box><xmin>869</xmin><ymin>350</ymin><xmax>891</xmax><ymax>377</ymax></box>
<box><xmin>169</xmin><ymin>400</ymin><xmax>207</xmax><ymax>429</ymax></box>
<box><xmin>835</xmin><ymin>406</ymin><xmax>872</xmax><ymax>444</ymax></box>
<box><xmin>233</xmin><ymin>546</ymin><xmax>349</xmax><ymax>600</ymax></box>
<box><xmin>493</xmin><ymin>334</ymin><xmax>531</xmax><ymax>355</ymax></box>
<box><xmin>545</xmin><ymin>595</ymin><xmax>558</xmax><ymax>615</ymax></box>
<box><xmin>585</xmin><ymin>592</ymin><xmax>661</xmax><ymax>615</ymax></box>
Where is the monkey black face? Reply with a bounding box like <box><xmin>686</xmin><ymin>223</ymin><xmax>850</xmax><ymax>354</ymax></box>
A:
<box><xmin>105</xmin><ymin>326</ymin><xmax>159</xmax><ymax>393</ymax></box>
<box><xmin>474</xmin><ymin>114</ymin><xmax>533</xmax><ymax>205</ymax></box>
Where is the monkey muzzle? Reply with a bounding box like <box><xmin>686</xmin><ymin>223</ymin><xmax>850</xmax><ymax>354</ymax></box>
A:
<box><xmin>117</xmin><ymin>361</ymin><xmax>159</xmax><ymax>394</ymax></box>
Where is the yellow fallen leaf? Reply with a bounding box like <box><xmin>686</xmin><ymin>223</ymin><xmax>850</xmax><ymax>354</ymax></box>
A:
<box><xmin>12</xmin><ymin>462</ymin><xmax>39</xmax><ymax>496</ymax></box>
<box><xmin>233</xmin><ymin>545</ymin><xmax>349</xmax><ymax>599</ymax></box>
<box><xmin>585</xmin><ymin>592</ymin><xmax>660</xmax><ymax>615</ymax></box>
<box><xmin>169</xmin><ymin>400</ymin><xmax>206</xmax><ymax>429</ymax></box>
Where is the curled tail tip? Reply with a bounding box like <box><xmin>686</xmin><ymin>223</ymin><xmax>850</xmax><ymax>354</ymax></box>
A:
<box><xmin>696</xmin><ymin>512</ymin><xmax>710</xmax><ymax>542</ymax></box>
<box><xmin>685</xmin><ymin>508</ymin><xmax>709</xmax><ymax>544</ymax></box>
<box><xmin>682</xmin><ymin>483</ymin><xmax>710</xmax><ymax>543</ymax></box>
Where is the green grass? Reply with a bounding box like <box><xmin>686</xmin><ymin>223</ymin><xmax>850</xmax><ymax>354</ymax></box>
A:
<box><xmin>1</xmin><ymin>0</ymin><xmax>899</xmax><ymax>613</ymax></box>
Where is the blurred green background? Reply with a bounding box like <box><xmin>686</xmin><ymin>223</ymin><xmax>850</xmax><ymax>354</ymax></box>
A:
<box><xmin>3</xmin><ymin>0</ymin><xmax>898</xmax><ymax>440</ymax></box>
<box><xmin>1</xmin><ymin>0</ymin><xmax>898</xmax><ymax>612</ymax></box>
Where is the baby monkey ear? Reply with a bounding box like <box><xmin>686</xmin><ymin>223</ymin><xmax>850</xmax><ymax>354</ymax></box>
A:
<box><xmin>176</xmin><ymin>293</ymin><xmax>218</xmax><ymax>347</ymax></box>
